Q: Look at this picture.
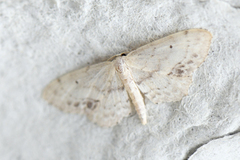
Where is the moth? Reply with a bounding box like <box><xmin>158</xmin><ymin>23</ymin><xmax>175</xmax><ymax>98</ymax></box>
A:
<box><xmin>42</xmin><ymin>29</ymin><xmax>212</xmax><ymax>127</ymax></box>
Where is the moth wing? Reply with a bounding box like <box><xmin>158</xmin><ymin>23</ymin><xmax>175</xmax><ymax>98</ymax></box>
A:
<box><xmin>125</xmin><ymin>68</ymin><xmax>192</xmax><ymax>103</ymax></box>
<box><xmin>125</xmin><ymin>29</ymin><xmax>212</xmax><ymax>103</ymax></box>
<box><xmin>42</xmin><ymin>62</ymin><xmax>131</xmax><ymax>127</ymax></box>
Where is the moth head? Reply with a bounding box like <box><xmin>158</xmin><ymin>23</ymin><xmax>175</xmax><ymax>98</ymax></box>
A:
<box><xmin>107</xmin><ymin>52</ymin><xmax>128</xmax><ymax>61</ymax></box>
<box><xmin>120</xmin><ymin>53</ymin><xmax>128</xmax><ymax>56</ymax></box>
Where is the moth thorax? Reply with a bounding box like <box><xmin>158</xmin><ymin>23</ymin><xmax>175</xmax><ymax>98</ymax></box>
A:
<box><xmin>114</xmin><ymin>57</ymin><xmax>127</xmax><ymax>73</ymax></box>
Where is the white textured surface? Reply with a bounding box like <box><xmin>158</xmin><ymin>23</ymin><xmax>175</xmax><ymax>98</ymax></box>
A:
<box><xmin>189</xmin><ymin>133</ymin><xmax>240</xmax><ymax>160</ymax></box>
<box><xmin>0</xmin><ymin>0</ymin><xmax>240</xmax><ymax>159</ymax></box>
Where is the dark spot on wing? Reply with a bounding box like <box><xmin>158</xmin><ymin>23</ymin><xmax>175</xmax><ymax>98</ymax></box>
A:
<box><xmin>192</xmin><ymin>53</ymin><xmax>198</xmax><ymax>58</ymax></box>
<box><xmin>170</xmin><ymin>45</ymin><xmax>173</xmax><ymax>48</ymax></box>
<box><xmin>107</xmin><ymin>86</ymin><xmax>125</xmax><ymax>93</ymax></box>
<box><xmin>84</xmin><ymin>99</ymin><xmax>100</xmax><ymax>110</ymax></box>
<box><xmin>177</xmin><ymin>69</ymin><xmax>184</xmax><ymax>74</ymax></box>
<box><xmin>75</xmin><ymin>81</ymin><xmax>78</xmax><ymax>84</ymax></box>
<box><xmin>74</xmin><ymin>102</ymin><xmax>80</xmax><ymax>107</ymax></box>
<box><xmin>57</xmin><ymin>78</ymin><xmax>61</xmax><ymax>83</ymax></box>
<box><xmin>179</xmin><ymin>65</ymin><xmax>185</xmax><ymax>68</ymax></box>
<box><xmin>187</xmin><ymin>60</ymin><xmax>193</xmax><ymax>64</ymax></box>
<box><xmin>184</xmin><ymin>30</ymin><xmax>188</xmax><ymax>35</ymax></box>
<box><xmin>87</xmin><ymin>101</ymin><xmax>93</xmax><ymax>109</ymax></box>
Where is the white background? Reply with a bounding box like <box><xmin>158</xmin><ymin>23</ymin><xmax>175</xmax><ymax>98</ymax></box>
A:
<box><xmin>1</xmin><ymin>0</ymin><xmax>240</xmax><ymax>159</ymax></box>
